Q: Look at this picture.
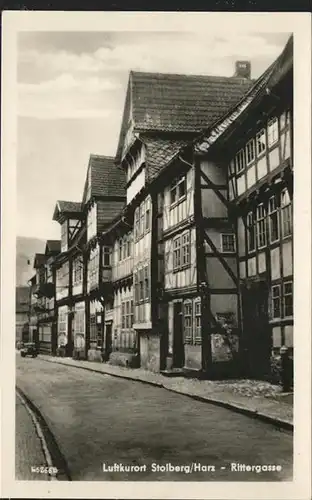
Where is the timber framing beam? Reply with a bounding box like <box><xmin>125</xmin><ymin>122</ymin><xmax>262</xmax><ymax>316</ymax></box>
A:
<box><xmin>203</xmin><ymin>232</ymin><xmax>238</xmax><ymax>287</ymax></box>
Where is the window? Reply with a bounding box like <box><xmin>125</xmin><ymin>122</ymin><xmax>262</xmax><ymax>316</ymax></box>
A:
<box><xmin>256</xmin><ymin>204</ymin><xmax>266</xmax><ymax>248</ymax></box>
<box><xmin>247</xmin><ymin>212</ymin><xmax>255</xmax><ymax>252</ymax></box>
<box><xmin>246</xmin><ymin>138</ymin><xmax>255</xmax><ymax>165</ymax></box>
<box><xmin>173</xmin><ymin>236</ymin><xmax>181</xmax><ymax>269</ymax></box>
<box><xmin>144</xmin><ymin>266</ymin><xmax>150</xmax><ymax>300</ymax></box>
<box><xmin>145</xmin><ymin>200</ymin><xmax>151</xmax><ymax>231</ymax></box>
<box><xmin>271</xmin><ymin>285</ymin><xmax>281</xmax><ymax>318</ymax></box>
<box><xmin>130</xmin><ymin>300</ymin><xmax>134</xmax><ymax>327</ymax></box>
<box><xmin>268</xmin><ymin>195</ymin><xmax>279</xmax><ymax>243</ymax></box>
<box><xmin>90</xmin><ymin>314</ymin><xmax>97</xmax><ymax>343</ymax></box>
<box><xmin>58</xmin><ymin>307</ymin><xmax>67</xmax><ymax>335</ymax></box>
<box><xmin>134</xmin><ymin>197</ymin><xmax>151</xmax><ymax>239</ymax></box>
<box><xmin>127</xmin><ymin>236</ymin><xmax>132</xmax><ymax>258</ymax></box>
<box><xmin>121</xmin><ymin>300</ymin><xmax>133</xmax><ymax>329</ymax></box>
<box><xmin>235</xmin><ymin>149</ymin><xmax>246</xmax><ymax>174</ymax></box>
<box><xmin>181</xmin><ymin>232</ymin><xmax>190</xmax><ymax>265</ymax></box>
<box><xmin>268</xmin><ymin>117</ymin><xmax>278</xmax><ymax>147</ymax></box>
<box><xmin>194</xmin><ymin>300</ymin><xmax>202</xmax><ymax>344</ymax></box>
<box><xmin>73</xmin><ymin>255</ymin><xmax>83</xmax><ymax>286</ymax></box>
<box><xmin>256</xmin><ymin>129</ymin><xmax>266</xmax><ymax>156</ymax></box>
<box><xmin>74</xmin><ymin>306</ymin><xmax>85</xmax><ymax>335</ymax></box>
<box><xmin>61</xmin><ymin>221</ymin><xmax>68</xmax><ymax>253</ymax></box>
<box><xmin>183</xmin><ymin>301</ymin><xmax>192</xmax><ymax>343</ymax></box>
<box><xmin>118</xmin><ymin>239</ymin><xmax>123</xmax><ymax>261</ymax></box>
<box><xmin>170</xmin><ymin>177</ymin><xmax>186</xmax><ymax>205</ymax></box>
<box><xmin>221</xmin><ymin>234</ymin><xmax>236</xmax><ymax>253</ymax></box>
<box><xmin>134</xmin><ymin>207</ymin><xmax>140</xmax><ymax>239</ymax></box>
<box><xmin>173</xmin><ymin>231</ymin><xmax>190</xmax><ymax>270</ymax></box>
<box><xmin>88</xmin><ymin>247</ymin><xmax>99</xmax><ymax>289</ymax></box>
<box><xmin>121</xmin><ymin>303</ymin><xmax>126</xmax><ymax>329</ymax></box>
<box><xmin>284</xmin><ymin>281</ymin><xmax>293</xmax><ymax>317</ymax></box>
<box><xmin>281</xmin><ymin>189</ymin><xmax>292</xmax><ymax>238</ymax></box>
<box><xmin>134</xmin><ymin>265</ymin><xmax>150</xmax><ymax>303</ymax></box>
<box><xmin>103</xmin><ymin>246</ymin><xmax>111</xmax><ymax>267</ymax></box>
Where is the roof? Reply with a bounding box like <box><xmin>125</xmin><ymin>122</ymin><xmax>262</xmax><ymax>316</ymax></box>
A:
<box><xmin>141</xmin><ymin>136</ymin><xmax>190</xmax><ymax>181</ymax></box>
<box><xmin>33</xmin><ymin>253</ymin><xmax>46</xmax><ymax>268</ymax></box>
<box><xmin>82</xmin><ymin>155</ymin><xmax>126</xmax><ymax>205</ymax></box>
<box><xmin>45</xmin><ymin>240</ymin><xmax>61</xmax><ymax>255</ymax></box>
<box><xmin>194</xmin><ymin>34</ymin><xmax>293</xmax><ymax>155</ymax></box>
<box><xmin>116</xmin><ymin>71</ymin><xmax>253</xmax><ymax>161</ymax></box>
<box><xmin>53</xmin><ymin>200</ymin><xmax>82</xmax><ymax>221</ymax></box>
<box><xmin>131</xmin><ymin>71</ymin><xmax>253</xmax><ymax>132</ymax></box>
<box><xmin>16</xmin><ymin>286</ymin><xmax>29</xmax><ymax>312</ymax></box>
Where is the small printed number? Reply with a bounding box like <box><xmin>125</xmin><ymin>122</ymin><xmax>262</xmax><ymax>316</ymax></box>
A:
<box><xmin>31</xmin><ymin>465</ymin><xmax>58</xmax><ymax>475</ymax></box>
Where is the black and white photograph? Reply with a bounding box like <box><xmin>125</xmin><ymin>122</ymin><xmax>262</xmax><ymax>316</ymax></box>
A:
<box><xmin>1</xmin><ymin>11</ymin><xmax>311</xmax><ymax>500</ymax></box>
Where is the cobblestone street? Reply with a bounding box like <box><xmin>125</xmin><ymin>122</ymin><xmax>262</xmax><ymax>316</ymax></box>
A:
<box><xmin>16</xmin><ymin>356</ymin><xmax>293</xmax><ymax>481</ymax></box>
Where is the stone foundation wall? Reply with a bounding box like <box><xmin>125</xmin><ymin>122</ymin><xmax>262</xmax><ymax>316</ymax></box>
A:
<box><xmin>140</xmin><ymin>333</ymin><xmax>161</xmax><ymax>372</ymax></box>
<box><xmin>87</xmin><ymin>348</ymin><xmax>103</xmax><ymax>362</ymax></box>
<box><xmin>108</xmin><ymin>350</ymin><xmax>140</xmax><ymax>368</ymax></box>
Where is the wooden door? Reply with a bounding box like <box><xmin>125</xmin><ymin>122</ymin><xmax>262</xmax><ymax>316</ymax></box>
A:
<box><xmin>105</xmin><ymin>323</ymin><xmax>112</xmax><ymax>356</ymax></box>
<box><xmin>51</xmin><ymin>322</ymin><xmax>57</xmax><ymax>355</ymax></box>
<box><xmin>173</xmin><ymin>302</ymin><xmax>184</xmax><ymax>368</ymax></box>
<box><xmin>242</xmin><ymin>282</ymin><xmax>271</xmax><ymax>379</ymax></box>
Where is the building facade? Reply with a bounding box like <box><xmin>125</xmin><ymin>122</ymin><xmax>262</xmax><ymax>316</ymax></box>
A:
<box><xmin>28</xmin><ymin>36</ymin><xmax>293</xmax><ymax>382</ymax></box>
<box><xmin>16</xmin><ymin>286</ymin><xmax>30</xmax><ymax>345</ymax></box>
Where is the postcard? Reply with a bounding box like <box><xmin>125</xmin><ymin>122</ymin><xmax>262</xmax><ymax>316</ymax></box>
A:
<box><xmin>1</xmin><ymin>10</ymin><xmax>311</xmax><ymax>500</ymax></box>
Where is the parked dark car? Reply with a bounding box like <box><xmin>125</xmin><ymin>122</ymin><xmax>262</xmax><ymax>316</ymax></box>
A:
<box><xmin>20</xmin><ymin>342</ymin><xmax>38</xmax><ymax>358</ymax></box>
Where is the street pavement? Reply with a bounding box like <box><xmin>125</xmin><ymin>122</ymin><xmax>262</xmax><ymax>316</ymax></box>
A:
<box><xmin>16</xmin><ymin>355</ymin><xmax>293</xmax><ymax>481</ymax></box>
<box><xmin>15</xmin><ymin>394</ymin><xmax>50</xmax><ymax>481</ymax></box>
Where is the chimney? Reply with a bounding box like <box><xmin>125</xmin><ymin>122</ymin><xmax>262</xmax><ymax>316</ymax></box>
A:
<box><xmin>234</xmin><ymin>60</ymin><xmax>251</xmax><ymax>79</ymax></box>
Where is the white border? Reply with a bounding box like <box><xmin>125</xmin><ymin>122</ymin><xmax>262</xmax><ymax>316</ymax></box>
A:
<box><xmin>1</xmin><ymin>11</ymin><xmax>311</xmax><ymax>500</ymax></box>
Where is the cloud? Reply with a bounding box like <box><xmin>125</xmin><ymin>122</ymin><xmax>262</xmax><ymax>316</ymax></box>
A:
<box><xmin>18</xmin><ymin>73</ymin><xmax>123</xmax><ymax>118</ymax></box>
<box><xmin>17</xmin><ymin>31</ymin><xmax>288</xmax><ymax>119</ymax></box>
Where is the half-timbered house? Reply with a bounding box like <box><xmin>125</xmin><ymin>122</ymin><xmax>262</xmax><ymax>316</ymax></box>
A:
<box><xmin>166</xmin><ymin>34</ymin><xmax>293</xmax><ymax>379</ymax></box>
<box><xmin>81</xmin><ymin>155</ymin><xmax>126</xmax><ymax>361</ymax></box>
<box><xmin>52</xmin><ymin>201</ymin><xmax>84</xmax><ymax>357</ymax></box>
<box><xmin>114</xmin><ymin>69</ymin><xmax>253</xmax><ymax>371</ymax></box>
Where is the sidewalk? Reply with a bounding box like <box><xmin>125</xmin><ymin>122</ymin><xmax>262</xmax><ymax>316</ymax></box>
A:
<box><xmin>39</xmin><ymin>354</ymin><xmax>293</xmax><ymax>430</ymax></box>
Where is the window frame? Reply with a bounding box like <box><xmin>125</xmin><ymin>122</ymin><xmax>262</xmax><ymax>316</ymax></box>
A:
<box><xmin>256</xmin><ymin>128</ymin><xmax>267</xmax><ymax>157</ymax></box>
<box><xmin>235</xmin><ymin>148</ymin><xmax>246</xmax><ymax>174</ymax></box>
<box><xmin>247</xmin><ymin>211</ymin><xmax>256</xmax><ymax>252</ymax></box>
<box><xmin>283</xmin><ymin>281</ymin><xmax>293</xmax><ymax>318</ymax></box>
<box><xmin>221</xmin><ymin>233</ymin><xmax>236</xmax><ymax>253</ymax></box>
<box><xmin>271</xmin><ymin>284</ymin><xmax>281</xmax><ymax>319</ymax></box>
<box><xmin>267</xmin><ymin>117</ymin><xmax>279</xmax><ymax>147</ymax></box>
<box><xmin>170</xmin><ymin>176</ymin><xmax>187</xmax><ymax>207</ymax></box>
<box><xmin>268</xmin><ymin>195</ymin><xmax>279</xmax><ymax>244</ymax></box>
<box><xmin>246</xmin><ymin>138</ymin><xmax>255</xmax><ymax>166</ymax></box>
<box><xmin>256</xmin><ymin>203</ymin><xmax>267</xmax><ymax>249</ymax></box>
<box><xmin>281</xmin><ymin>188</ymin><xmax>292</xmax><ymax>238</ymax></box>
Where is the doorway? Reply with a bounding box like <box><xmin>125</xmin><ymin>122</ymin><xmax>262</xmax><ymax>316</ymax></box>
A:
<box><xmin>173</xmin><ymin>302</ymin><xmax>184</xmax><ymax>368</ymax></box>
<box><xmin>242</xmin><ymin>281</ymin><xmax>271</xmax><ymax>379</ymax></box>
<box><xmin>105</xmin><ymin>322</ymin><xmax>113</xmax><ymax>359</ymax></box>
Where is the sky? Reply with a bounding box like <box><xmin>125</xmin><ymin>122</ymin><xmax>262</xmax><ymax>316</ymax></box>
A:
<box><xmin>17</xmin><ymin>30</ymin><xmax>291</xmax><ymax>240</ymax></box>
